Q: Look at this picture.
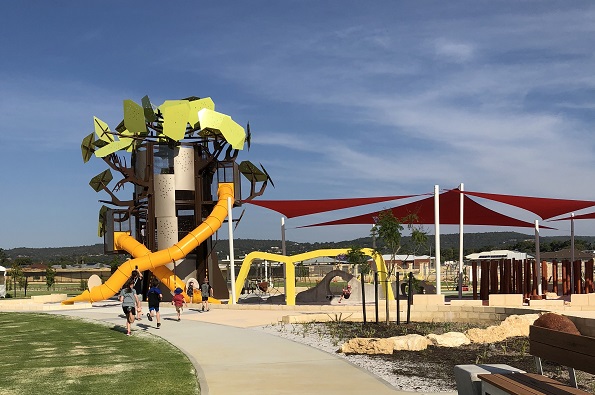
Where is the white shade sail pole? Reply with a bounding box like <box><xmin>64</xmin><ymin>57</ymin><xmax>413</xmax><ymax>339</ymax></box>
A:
<box><xmin>228</xmin><ymin>197</ymin><xmax>237</xmax><ymax>304</ymax></box>
<box><xmin>281</xmin><ymin>217</ymin><xmax>287</xmax><ymax>255</ymax></box>
<box><xmin>281</xmin><ymin>217</ymin><xmax>287</xmax><ymax>303</ymax></box>
<box><xmin>571</xmin><ymin>213</ymin><xmax>575</xmax><ymax>293</ymax></box>
<box><xmin>458</xmin><ymin>183</ymin><xmax>464</xmax><ymax>299</ymax></box>
<box><xmin>535</xmin><ymin>220</ymin><xmax>542</xmax><ymax>296</ymax></box>
<box><xmin>434</xmin><ymin>185</ymin><xmax>441</xmax><ymax>295</ymax></box>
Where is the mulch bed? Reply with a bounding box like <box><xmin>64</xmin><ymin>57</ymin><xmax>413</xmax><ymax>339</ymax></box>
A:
<box><xmin>319</xmin><ymin>321</ymin><xmax>595</xmax><ymax>392</ymax></box>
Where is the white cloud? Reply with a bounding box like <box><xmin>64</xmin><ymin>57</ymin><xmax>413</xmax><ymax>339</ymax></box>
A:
<box><xmin>433</xmin><ymin>39</ymin><xmax>474</xmax><ymax>63</ymax></box>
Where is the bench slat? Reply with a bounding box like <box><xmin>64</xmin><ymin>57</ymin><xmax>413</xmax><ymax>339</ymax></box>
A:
<box><xmin>529</xmin><ymin>326</ymin><xmax>595</xmax><ymax>375</ymax></box>
<box><xmin>478</xmin><ymin>373</ymin><xmax>590</xmax><ymax>395</ymax></box>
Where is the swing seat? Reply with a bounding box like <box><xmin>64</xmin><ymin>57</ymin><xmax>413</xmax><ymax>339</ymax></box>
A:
<box><xmin>257</xmin><ymin>281</ymin><xmax>268</xmax><ymax>293</ymax></box>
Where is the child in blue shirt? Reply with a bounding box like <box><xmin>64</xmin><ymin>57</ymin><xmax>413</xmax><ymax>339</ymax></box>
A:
<box><xmin>146</xmin><ymin>278</ymin><xmax>163</xmax><ymax>328</ymax></box>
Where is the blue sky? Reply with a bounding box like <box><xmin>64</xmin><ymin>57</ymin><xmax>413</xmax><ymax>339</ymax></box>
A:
<box><xmin>1</xmin><ymin>1</ymin><xmax>595</xmax><ymax>249</ymax></box>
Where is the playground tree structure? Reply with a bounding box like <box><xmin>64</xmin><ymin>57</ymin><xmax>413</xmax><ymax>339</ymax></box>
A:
<box><xmin>69</xmin><ymin>96</ymin><xmax>271</xmax><ymax>303</ymax></box>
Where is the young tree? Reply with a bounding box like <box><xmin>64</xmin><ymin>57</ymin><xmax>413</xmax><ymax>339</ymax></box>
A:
<box><xmin>373</xmin><ymin>210</ymin><xmax>427</xmax><ymax>278</ymax></box>
<box><xmin>345</xmin><ymin>246</ymin><xmax>369</xmax><ymax>277</ymax></box>
<box><xmin>373</xmin><ymin>210</ymin><xmax>404</xmax><ymax>276</ymax></box>
<box><xmin>46</xmin><ymin>266</ymin><xmax>57</xmax><ymax>291</ymax></box>
<box><xmin>8</xmin><ymin>262</ymin><xmax>24</xmax><ymax>296</ymax></box>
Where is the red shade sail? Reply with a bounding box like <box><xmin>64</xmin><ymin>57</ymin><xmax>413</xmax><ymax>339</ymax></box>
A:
<box><xmin>300</xmin><ymin>189</ymin><xmax>553</xmax><ymax>229</ymax></box>
<box><xmin>549</xmin><ymin>212</ymin><xmax>595</xmax><ymax>221</ymax></box>
<box><xmin>244</xmin><ymin>195</ymin><xmax>419</xmax><ymax>218</ymax></box>
<box><xmin>462</xmin><ymin>190</ymin><xmax>595</xmax><ymax>220</ymax></box>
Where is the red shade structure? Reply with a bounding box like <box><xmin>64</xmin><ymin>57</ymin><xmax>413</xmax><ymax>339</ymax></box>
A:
<box><xmin>549</xmin><ymin>212</ymin><xmax>595</xmax><ymax>221</ymax></box>
<box><xmin>300</xmin><ymin>189</ymin><xmax>553</xmax><ymax>229</ymax></box>
<box><xmin>244</xmin><ymin>195</ymin><xmax>420</xmax><ymax>219</ymax></box>
<box><xmin>462</xmin><ymin>191</ymin><xmax>595</xmax><ymax>220</ymax></box>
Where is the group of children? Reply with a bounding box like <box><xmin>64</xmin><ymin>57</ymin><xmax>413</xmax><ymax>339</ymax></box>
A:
<box><xmin>118</xmin><ymin>271</ymin><xmax>214</xmax><ymax>336</ymax></box>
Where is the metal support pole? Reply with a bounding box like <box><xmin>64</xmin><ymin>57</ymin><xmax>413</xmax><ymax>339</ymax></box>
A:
<box><xmin>396</xmin><ymin>272</ymin><xmax>400</xmax><ymax>325</ymax></box>
<box><xmin>385</xmin><ymin>274</ymin><xmax>390</xmax><ymax>324</ymax></box>
<box><xmin>434</xmin><ymin>185</ymin><xmax>441</xmax><ymax>294</ymax></box>
<box><xmin>407</xmin><ymin>272</ymin><xmax>413</xmax><ymax>324</ymax></box>
<box><xmin>535</xmin><ymin>220</ymin><xmax>542</xmax><ymax>296</ymax></box>
<box><xmin>281</xmin><ymin>217</ymin><xmax>287</xmax><ymax>303</ymax></box>
<box><xmin>228</xmin><ymin>197</ymin><xmax>237</xmax><ymax>304</ymax></box>
<box><xmin>361</xmin><ymin>273</ymin><xmax>367</xmax><ymax>324</ymax></box>
<box><xmin>458</xmin><ymin>183</ymin><xmax>464</xmax><ymax>299</ymax></box>
<box><xmin>374</xmin><ymin>271</ymin><xmax>379</xmax><ymax>324</ymax></box>
<box><xmin>281</xmin><ymin>217</ymin><xmax>286</xmax><ymax>255</ymax></box>
<box><xmin>571</xmin><ymin>213</ymin><xmax>575</xmax><ymax>294</ymax></box>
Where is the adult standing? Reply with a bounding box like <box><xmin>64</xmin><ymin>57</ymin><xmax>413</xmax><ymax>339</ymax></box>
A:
<box><xmin>200</xmin><ymin>277</ymin><xmax>213</xmax><ymax>312</ymax></box>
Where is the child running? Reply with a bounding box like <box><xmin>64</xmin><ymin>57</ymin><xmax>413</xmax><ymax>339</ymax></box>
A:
<box><xmin>172</xmin><ymin>287</ymin><xmax>187</xmax><ymax>321</ymax></box>
<box><xmin>119</xmin><ymin>279</ymin><xmax>140</xmax><ymax>336</ymax></box>
<box><xmin>146</xmin><ymin>278</ymin><xmax>162</xmax><ymax>328</ymax></box>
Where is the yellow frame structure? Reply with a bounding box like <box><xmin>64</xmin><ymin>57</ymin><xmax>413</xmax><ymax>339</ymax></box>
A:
<box><xmin>234</xmin><ymin>248</ymin><xmax>393</xmax><ymax>305</ymax></box>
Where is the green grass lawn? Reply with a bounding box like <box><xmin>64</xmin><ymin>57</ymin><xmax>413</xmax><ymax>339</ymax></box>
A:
<box><xmin>0</xmin><ymin>313</ymin><xmax>199</xmax><ymax>395</ymax></box>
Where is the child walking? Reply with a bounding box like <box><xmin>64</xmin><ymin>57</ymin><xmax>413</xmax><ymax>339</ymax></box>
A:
<box><xmin>200</xmin><ymin>277</ymin><xmax>213</xmax><ymax>312</ymax></box>
<box><xmin>146</xmin><ymin>278</ymin><xmax>162</xmax><ymax>328</ymax></box>
<box><xmin>172</xmin><ymin>287</ymin><xmax>187</xmax><ymax>321</ymax></box>
<box><xmin>186</xmin><ymin>280</ymin><xmax>195</xmax><ymax>304</ymax></box>
<box><xmin>119</xmin><ymin>279</ymin><xmax>140</xmax><ymax>336</ymax></box>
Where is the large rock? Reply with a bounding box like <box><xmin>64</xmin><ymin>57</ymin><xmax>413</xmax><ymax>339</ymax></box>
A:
<box><xmin>533</xmin><ymin>312</ymin><xmax>581</xmax><ymax>335</ymax></box>
<box><xmin>340</xmin><ymin>338</ymin><xmax>394</xmax><ymax>355</ymax></box>
<box><xmin>390</xmin><ymin>334</ymin><xmax>433</xmax><ymax>351</ymax></box>
<box><xmin>427</xmin><ymin>332</ymin><xmax>470</xmax><ymax>347</ymax></box>
<box><xmin>465</xmin><ymin>314</ymin><xmax>539</xmax><ymax>343</ymax></box>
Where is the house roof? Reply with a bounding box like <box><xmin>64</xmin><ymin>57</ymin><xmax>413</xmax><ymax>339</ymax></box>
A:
<box><xmin>465</xmin><ymin>250</ymin><xmax>534</xmax><ymax>260</ymax></box>
<box><xmin>380</xmin><ymin>254</ymin><xmax>430</xmax><ymax>262</ymax></box>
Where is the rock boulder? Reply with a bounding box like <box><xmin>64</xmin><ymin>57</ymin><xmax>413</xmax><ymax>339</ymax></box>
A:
<box><xmin>533</xmin><ymin>312</ymin><xmax>581</xmax><ymax>335</ymax></box>
<box><xmin>465</xmin><ymin>314</ymin><xmax>539</xmax><ymax>343</ymax></box>
<box><xmin>426</xmin><ymin>332</ymin><xmax>470</xmax><ymax>347</ymax></box>
<box><xmin>340</xmin><ymin>338</ymin><xmax>394</xmax><ymax>355</ymax></box>
<box><xmin>391</xmin><ymin>334</ymin><xmax>433</xmax><ymax>351</ymax></box>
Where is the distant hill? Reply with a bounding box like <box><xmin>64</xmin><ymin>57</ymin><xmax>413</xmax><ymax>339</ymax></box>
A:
<box><xmin>3</xmin><ymin>232</ymin><xmax>595</xmax><ymax>264</ymax></box>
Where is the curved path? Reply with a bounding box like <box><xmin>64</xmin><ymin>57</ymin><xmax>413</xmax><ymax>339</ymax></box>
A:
<box><xmin>48</xmin><ymin>303</ymin><xmax>454</xmax><ymax>395</ymax></box>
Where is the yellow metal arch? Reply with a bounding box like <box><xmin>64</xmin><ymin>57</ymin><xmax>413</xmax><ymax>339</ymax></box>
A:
<box><xmin>234</xmin><ymin>248</ymin><xmax>392</xmax><ymax>305</ymax></box>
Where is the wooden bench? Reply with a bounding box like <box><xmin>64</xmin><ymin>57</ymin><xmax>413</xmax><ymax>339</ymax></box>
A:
<box><xmin>478</xmin><ymin>325</ymin><xmax>595</xmax><ymax>395</ymax></box>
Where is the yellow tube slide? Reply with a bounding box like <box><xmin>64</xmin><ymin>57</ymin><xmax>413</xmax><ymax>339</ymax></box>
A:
<box><xmin>234</xmin><ymin>248</ymin><xmax>392</xmax><ymax>305</ymax></box>
<box><xmin>63</xmin><ymin>183</ymin><xmax>234</xmax><ymax>304</ymax></box>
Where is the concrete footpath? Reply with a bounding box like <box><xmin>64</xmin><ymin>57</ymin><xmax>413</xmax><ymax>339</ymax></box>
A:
<box><xmin>44</xmin><ymin>302</ymin><xmax>455</xmax><ymax>395</ymax></box>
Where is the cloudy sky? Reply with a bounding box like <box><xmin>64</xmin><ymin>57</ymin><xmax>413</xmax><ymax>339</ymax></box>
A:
<box><xmin>1</xmin><ymin>1</ymin><xmax>595</xmax><ymax>249</ymax></box>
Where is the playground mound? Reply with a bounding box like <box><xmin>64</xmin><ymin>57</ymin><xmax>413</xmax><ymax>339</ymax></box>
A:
<box><xmin>258</xmin><ymin>320</ymin><xmax>595</xmax><ymax>393</ymax></box>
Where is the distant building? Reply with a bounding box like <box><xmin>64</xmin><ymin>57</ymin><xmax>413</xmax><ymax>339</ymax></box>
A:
<box><xmin>374</xmin><ymin>254</ymin><xmax>431</xmax><ymax>270</ymax></box>
<box><xmin>465</xmin><ymin>250</ymin><xmax>533</xmax><ymax>261</ymax></box>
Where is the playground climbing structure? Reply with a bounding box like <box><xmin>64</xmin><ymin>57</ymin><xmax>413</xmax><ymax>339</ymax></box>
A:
<box><xmin>65</xmin><ymin>96</ymin><xmax>271</xmax><ymax>303</ymax></box>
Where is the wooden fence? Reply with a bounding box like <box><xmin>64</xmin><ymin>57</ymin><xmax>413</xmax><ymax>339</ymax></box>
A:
<box><xmin>471</xmin><ymin>258</ymin><xmax>594</xmax><ymax>300</ymax></box>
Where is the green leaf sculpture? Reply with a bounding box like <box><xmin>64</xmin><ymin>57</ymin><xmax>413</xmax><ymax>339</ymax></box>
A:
<box><xmin>89</xmin><ymin>169</ymin><xmax>113</xmax><ymax>192</ymax></box>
